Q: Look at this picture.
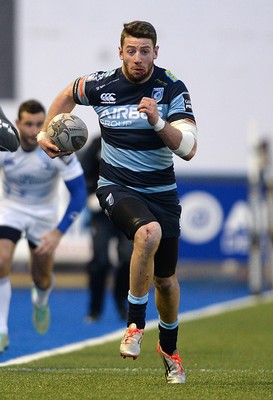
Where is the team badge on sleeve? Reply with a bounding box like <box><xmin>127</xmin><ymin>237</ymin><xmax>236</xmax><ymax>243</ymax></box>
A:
<box><xmin>165</xmin><ymin>70</ymin><xmax>178</xmax><ymax>82</ymax></box>
<box><xmin>182</xmin><ymin>92</ymin><xmax>193</xmax><ymax>114</ymax></box>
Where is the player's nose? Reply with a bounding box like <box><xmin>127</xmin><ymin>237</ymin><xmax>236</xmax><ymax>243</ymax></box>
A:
<box><xmin>133</xmin><ymin>51</ymin><xmax>142</xmax><ymax>63</ymax></box>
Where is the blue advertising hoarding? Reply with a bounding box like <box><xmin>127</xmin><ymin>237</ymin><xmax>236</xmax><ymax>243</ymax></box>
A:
<box><xmin>177</xmin><ymin>175</ymin><xmax>250</xmax><ymax>261</ymax></box>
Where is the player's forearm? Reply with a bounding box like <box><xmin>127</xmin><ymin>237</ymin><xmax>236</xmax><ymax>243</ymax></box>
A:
<box><xmin>42</xmin><ymin>83</ymin><xmax>76</xmax><ymax>132</ymax></box>
<box><xmin>156</xmin><ymin>118</ymin><xmax>197</xmax><ymax>161</ymax></box>
<box><xmin>155</xmin><ymin>121</ymin><xmax>183</xmax><ymax>150</ymax></box>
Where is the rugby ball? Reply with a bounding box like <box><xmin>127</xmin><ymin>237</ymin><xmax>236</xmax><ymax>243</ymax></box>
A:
<box><xmin>47</xmin><ymin>113</ymin><xmax>88</xmax><ymax>152</ymax></box>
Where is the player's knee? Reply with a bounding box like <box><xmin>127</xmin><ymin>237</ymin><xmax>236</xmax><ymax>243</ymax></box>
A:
<box><xmin>154</xmin><ymin>274</ymin><xmax>177</xmax><ymax>294</ymax></box>
<box><xmin>134</xmin><ymin>221</ymin><xmax>162</xmax><ymax>254</ymax></box>
<box><xmin>0</xmin><ymin>261</ymin><xmax>10</xmax><ymax>278</ymax></box>
<box><xmin>32</xmin><ymin>265</ymin><xmax>52</xmax><ymax>290</ymax></box>
<box><xmin>33</xmin><ymin>275</ymin><xmax>51</xmax><ymax>290</ymax></box>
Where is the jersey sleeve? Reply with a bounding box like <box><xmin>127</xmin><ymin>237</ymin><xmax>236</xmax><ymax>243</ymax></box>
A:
<box><xmin>73</xmin><ymin>75</ymin><xmax>91</xmax><ymax>106</ymax></box>
<box><xmin>73</xmin><ymin>72</ymin><xmax>103</xmax><ymax>106</ymax></box>
<box><xmin>57</xmin><ymin>174</ymin><xmax>87</xmax><ymax>234</ymax></box>
<box><xmin>160</xmin><ymin>69</ymin><xmax>196</xmax><ymax>123</ymax></box>
<box><xmin>167</xmin><ymin>81</ymin><xmax>196</xmax><ymax>123</ymax></box>
<box><xmin>55</xmin><ymin>154</ymin><xmax>87</xmax><ymax>233</ymax></box>
<box><xmin>73</xmin><ymin>69</ymin><xmax>117</xmax><ymax>106</ymax></box>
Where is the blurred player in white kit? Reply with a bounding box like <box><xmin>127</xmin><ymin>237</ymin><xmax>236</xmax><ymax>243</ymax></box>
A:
<box><xmin>0</xmin><ymin>100</ymin><xmax>87</xmax><ymax>352</ymax></box>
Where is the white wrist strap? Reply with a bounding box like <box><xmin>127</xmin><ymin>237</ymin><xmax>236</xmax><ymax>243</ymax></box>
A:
<box><xmin>36</xmin><ymin>131</ymin><xmax>49</xmax><ymax>142</ymax></box>
<box><xmin>153</xmin><ymin>117</ymin><xmax>165</xmax><ymax>132</ymax></box>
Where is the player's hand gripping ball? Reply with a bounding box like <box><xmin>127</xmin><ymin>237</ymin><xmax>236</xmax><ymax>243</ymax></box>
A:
<box><xmin>47</xmin><ymin>113</ymin><xmax>88</xmax><ymax>152</ymax></box>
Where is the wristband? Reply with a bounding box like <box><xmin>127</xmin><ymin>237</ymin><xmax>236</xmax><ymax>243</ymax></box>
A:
<box><xmin>153</xmin><ymin>117</ymin><xmax>166</xmax><ymax>132</ymax></box>
<box><xmin>36</xmin><ymin>131</ymin><xmax>49</xmax><ymax>142</ymax></box>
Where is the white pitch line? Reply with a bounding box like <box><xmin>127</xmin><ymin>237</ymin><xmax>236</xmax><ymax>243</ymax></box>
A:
<box><xmin>0</xmin><ymin>291</ymin><xmax>272</xmax><ymax>368</ymax></box>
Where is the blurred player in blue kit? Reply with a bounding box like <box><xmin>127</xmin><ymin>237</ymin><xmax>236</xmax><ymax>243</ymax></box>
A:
<box><xmin>0</xmin><ymin>100</ymin><xmax>87</xmax><ymax>353</ymax></box>
<box><xmin>37</xmin><ymin>21</ymin><xmax>197</xmax><ymax>384</ymax></box>
<box><xmin>80</xmin><ymin>136</ymin><xmax>132</xmax><ymax>322</ymax></box>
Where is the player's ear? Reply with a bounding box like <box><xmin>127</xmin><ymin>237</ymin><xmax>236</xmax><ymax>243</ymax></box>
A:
<box><xmin>154</xmin><ymin>45</ymin><xmax>159</xmax><ymax>60</ymax></box>
<box><xmin>119</xmin><ymin>47</ymin><xmax>123</xmax><ymax>60</ymax></box>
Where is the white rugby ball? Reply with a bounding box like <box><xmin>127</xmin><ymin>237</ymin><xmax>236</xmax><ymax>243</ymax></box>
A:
<box><xmin>47</xmin><ymin>113</ymin><xmax>88</xmax><ymax>152</ymax></box>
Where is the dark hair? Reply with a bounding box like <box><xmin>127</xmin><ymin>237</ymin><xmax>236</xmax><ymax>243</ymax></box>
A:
<box><xmin>18</xmin><ymin>100</ymin><xmax>45</xmax><ymax>120</ymax></box>
<box><xmin>120</xmin><ymin>20</ymin><xmax>157</xmax><ymax>47</ymax></box>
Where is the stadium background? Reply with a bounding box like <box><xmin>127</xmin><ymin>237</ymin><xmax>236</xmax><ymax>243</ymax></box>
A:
<box><xmin>1</xmin><ymin>0</ymin><xmax>273</xmax><ymax>292</ymax></box>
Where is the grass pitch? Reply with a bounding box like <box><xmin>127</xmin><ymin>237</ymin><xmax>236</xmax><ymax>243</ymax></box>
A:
<box><xmin>0</xmin><ymin>296</ymin><xmax>272</xmax><ymax>400</ymax></box>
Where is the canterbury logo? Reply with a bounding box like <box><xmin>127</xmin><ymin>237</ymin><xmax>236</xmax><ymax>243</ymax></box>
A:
<box><xmin>100</xmin><ymin>93</ymin><xmax>116</xmax><ymax>103</ymax></box>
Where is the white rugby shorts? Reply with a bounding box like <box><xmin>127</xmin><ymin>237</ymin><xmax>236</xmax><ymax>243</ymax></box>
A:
<box><xmin>0</xmin><ymin>199</ymin><xmax>57</xmax><ymax>246</ymax></box>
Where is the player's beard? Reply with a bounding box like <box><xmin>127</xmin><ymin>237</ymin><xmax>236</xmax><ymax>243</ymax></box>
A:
<box><xmin>122</xmin><ymin>62</ymin><xmax>154</xmax><ymax>84</ymax></box>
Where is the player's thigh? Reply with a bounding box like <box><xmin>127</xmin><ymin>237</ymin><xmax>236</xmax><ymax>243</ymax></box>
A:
<box><xmin>96</xmin><ymin>186</ymin><xmax>157</xmax><ymax>240</ymax></box>
<box><xmin>0</xmin><ymin>226</ymin><xmax>21</xmax><ymax>276</ymax></box>
<box><xmin>0</xmin><ymin>239</ymin><xmax>17</xmax><ymax>277</ymax></box>
<box><xmin>113</xmin><ymin>197</ymin><xmax>158</xmax><ymax>240</ymax></box>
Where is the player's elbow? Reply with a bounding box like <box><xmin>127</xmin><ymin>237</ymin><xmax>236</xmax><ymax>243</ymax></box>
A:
<box><xmin>171</xmin><ymin>120</ymin><xmax>197</xmax><ymax>161</ymax></box>
<box><xmin>182</xmin><ymin>141</ymin><xmax>197</xmax><ymax>161</ymax></box>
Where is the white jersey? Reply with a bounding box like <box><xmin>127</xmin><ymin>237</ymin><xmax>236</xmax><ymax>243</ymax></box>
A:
<box><xmin>0</xmin><ymin>147</ymin><xmax>84</xmax><ymax>244</ymax></box>
<box><xmin>0</xmin><ymin>146</ymin><xmax>82</xmax><ymax>205</ymax></box>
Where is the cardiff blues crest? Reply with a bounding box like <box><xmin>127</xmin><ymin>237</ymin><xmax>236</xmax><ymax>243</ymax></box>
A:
<box><xmin>151</xmin><ymin>88</ymin><xmax>164</xmax><ymax>102</ymax></box>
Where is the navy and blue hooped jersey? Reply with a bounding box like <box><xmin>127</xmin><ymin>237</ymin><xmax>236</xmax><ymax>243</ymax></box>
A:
<box><xmin>73</xmin><ymin>65</ymin><xmax>195</xmax><ymax>194</ymax></box>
